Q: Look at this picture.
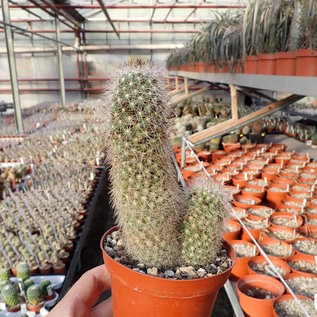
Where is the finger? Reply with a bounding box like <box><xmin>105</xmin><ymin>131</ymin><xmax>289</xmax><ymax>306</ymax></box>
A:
<box><xmin>92</xmin><ymin>297</ymin><xmax>113</xmax><ymax>317</ymax></box>
<box><xmin>58</xmin><ymin>265</ymin><xmax>111</xmax><ymax>308</ymax></box>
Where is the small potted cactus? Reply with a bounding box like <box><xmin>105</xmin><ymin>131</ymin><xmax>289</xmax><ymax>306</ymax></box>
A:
<box><xmin>26</xmin><ymin>285</ymin><xmax>44</xmax><ymax>313</ymax></box>
<box><xmin>17</xmin><ymin>262</ymin><xmax>30</xmax><ymax>281</ymax></box>
<box><xmin>100</xmin><ymin>62</ymin><xmax>235</xmax><ymax>316</ymax></box>
<box><xmin>311</xmin><ymin>134</ymin><xmax>317</xmax><ymax>146</ymax></box>
<box><xmin>1</xmin><ymin>283</ymin><xmax>21</xmax><ymax>312</ymax></box>
<box><xmin>39</xmin><ymin>280</ymin><xmax>55</xmax><ymax>301</ymax></box>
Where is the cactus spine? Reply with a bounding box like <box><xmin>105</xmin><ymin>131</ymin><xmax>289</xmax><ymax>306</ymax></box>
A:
<box><xmin>181</xmin><ymin>178</ymin><xmax>230</xmax><ymax>266</ymax></box>
<box><xmin>0</xmin><ymin>268</ymin><xmax>11</xmax><ymax>281</ymax></box>
<box><xmin>104</xmin><ymin>62</ymin><xmax>185</xmax><ymax>268</ymax></box>
<box><xmin>27</xmin><ymin>285</ymin><xmax>42</xmax><ymax>306</ymax></box>
<box><xmin>17</xmin><ymin>262</ymin><xmax>30</xmax><ymax>281</ymax></box>
<box><xmin>2</xmin><ymin>283</ymin><xmax>20</xmax><ymax>308</ymax></box>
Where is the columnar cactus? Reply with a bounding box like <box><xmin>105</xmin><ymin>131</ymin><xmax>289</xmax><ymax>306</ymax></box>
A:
<box><xmin>2</xmin><ymin>283</ymin><xmax>20</xmax><ymax>308</ymax></box>
<box><xmin>17</xmin><ymin>262</ymin><xmax>30</xmax><ymax>281</ymax></box>
<box><xmin>104</xmin><ymin>62</ymin><xmax>230</xmax><ymax>269</ymax></box>
<box><xmin>104</xmin><ymin>62</ymin><xmax>185</xmax><ymax>268</ymax></box>
<box><xmin>27</xmin><ymin>285</ymin><xmax>42</xmax><ymax>306</ymax></box>
<box><xmin>181</xmin><ymin>178</ymin><xmax>230</xmax><ymax>266</ymax></box>
<box><xmin>0</xmin><ymin>268</ymin><xmax>11</xmax><ymax>281</ymax></box>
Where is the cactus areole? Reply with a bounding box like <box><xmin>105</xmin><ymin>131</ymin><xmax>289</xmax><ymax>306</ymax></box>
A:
<box><xmin>101</xmin><ymin>62</ymin><xmax>235</xmax><ymax>317</ymax></box>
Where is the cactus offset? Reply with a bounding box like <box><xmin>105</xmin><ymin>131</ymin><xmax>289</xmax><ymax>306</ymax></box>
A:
<box><xmin>2</xmin><ymin>283</ymin><xmax>20</xmax><ymax>308</ymax></box>
<box><xmin>181</xmin><ymin>177</ymin><xmax>230</xmax><ymax>266</ymax></box>
<box><xmin>104</xmin><ymin>62</ymin><xmax>185</xmax><ymax>268</ymax></box>
<box><xmin>24</xmin><ymin>278</ymin><xmax>35</xmax><ymax>291</ymax></box>
<box><xmin>27</xmin><ymin>285</ymin><xmax>42</xmax><ymax>306</ymax></box>
<box><xmin>0</xmin><ymin>268</ymin><xmax>11</xmax><ymax>281</ymax></box>
<box><xmin>17</xmin><ymin>262</ymin><xmax>30</xmax><ymax>281</ymax></box>
<box><xmin>39</xmin><ymin>280</ymin><xmax>51</xmax><ymax>296</ymax></box>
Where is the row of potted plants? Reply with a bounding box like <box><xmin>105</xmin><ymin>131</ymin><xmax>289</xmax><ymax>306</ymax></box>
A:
<box><xmin>167</xmin><ymin>0</ymin><xmax>317</xmax><ymax>77</ymax></box>
<box><xmin>174</xmin><ymin>141</ymin><xmax>317</xmax><ymax>316</ymax></box>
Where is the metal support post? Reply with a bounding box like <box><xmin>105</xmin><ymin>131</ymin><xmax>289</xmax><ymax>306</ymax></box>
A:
<box><xmin>55</xmin><ymin>16</ymin><xmax>66</xmax><ymax>108</ymax></box>
<box><xmin>1</xmin><ymin>0</ymin><xmax>23</xmax><ymax>133</ymax></box>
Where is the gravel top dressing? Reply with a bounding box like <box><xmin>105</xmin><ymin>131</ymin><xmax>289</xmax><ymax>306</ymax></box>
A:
<box><xmin>243</xmin><ymin>219</ymin><xmax>268</xmax><ymax>229</ymax></box>
<box><xmin>248</xmin><ymin>207</ymin><xmax>273</xmax><ymax>218</ymax></box>
<box><xmin>268</xmin><ymin>187</ymin><xmax>288</xmax><ymax>192</ymax></box>
<box><xmin>269</xmin><ymin>230</ymin><xmax>295</xmax><ymax>241</ymax></box>
<box><xmin>261</xmin><ymin>243</ymin><xmax>292</xmax><ymax>257</ymax></box>
<box><xmin>249</xmin><ymin>262</ymin><xmax>287</xmax><ymax>277</ymax></box>
<box><xmin>271</xmin><ymin>217</ymin><xmax>300</xmax><ymax>228</ymax></box>
<box><xmin>288</xmin><ymin>260</ymin><xmax>317</xmax><ymax>274</ymax></box>
<box><xmin>274</xmin><ymin>298</ymin><xmax>317</xmax><ymax>317</ymax></box>
<box><xmin>293</xmin><ymin>240</ymin><xmax>317</xmax><ymax>256</ymax></box>
<box><xmin>232</xmin><ymin>243</ymin><xmax>256</xmax><ymax>257</ymax></box>
<box><xmin>287</xmin><ymin>277</ymin><xmax>317</xmax><ymax>298</ymax></box>
<box><xmin>242</xmin><ymin>287</ymin><xmax>276</xmax><ymax>299</ymax></box>
<box><xmin>104</xmin><ymin>231</ymin><xmax>232</xmax><ymax>280</ymax></box>
<box><xmin>224</xmin><ymin>223</ymin><xmax>238</xmax><ymax>233</ymax></box>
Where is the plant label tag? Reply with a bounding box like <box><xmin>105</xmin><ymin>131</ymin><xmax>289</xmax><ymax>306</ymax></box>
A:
<box><xmin>36</xmin><ymin>122</ymin><xmax>40</xmax><ymax>129</ymax></box>
<box><xmin>90</xmin><ymin>172</ymin><xmax>94</xmax><ymax>181</ymax></box>
<box><xmin>96</xmin><ymin>157</ymin><xmax>100</xmax><ymax>166</ymax></box>
<box><xmin>286</xmin><ymin>184</ymin><xmax>290</xmax><ymax>192</ymax></box>
<box><xmin>21</xmin><ymin>303</ymin><xmax>27</xmax><ymax>314</ymax></box>
<box><xmin>52</xmin><ymin>147</ymin><xmax>56</xmax><ymax>153</ymax></box>
<box><xmin>47</xmin><ymin>285</ymin><xmax>53</xmax><ymax>296</ymax></box>
<box><xmin>0</xmin><ymin>303</ymin><xmax>5</xmax><ymax>310</ymax></box>
<box><xmin>303</xmin><ymin>199</ymin><xmax>307</xmax><ymax>207</ymax></box>
<box><xmin>315</xmin><ymin>256</ymin><xmax>317</xmax><ymax>266</ymax></box>
<box><xmin>244</xmin><ymin>172</ymin><xmax>248</xmax><ymax>180</ymax></box>
<box><xmin>20</xmin><ymin>157</ymin><xmax>24</xmax><ymax>164</ymax></box>
<box><xmin>315</xmin><ymin>294</ymin><xmax>317</xmax><ymax>310</ymax></box>
<box><xmin>84</xmin><ymin>123</ymin><xmax>87</xmax><ymax>130</ymax></box>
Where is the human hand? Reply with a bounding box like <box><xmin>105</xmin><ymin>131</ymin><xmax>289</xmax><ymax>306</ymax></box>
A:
<box><xmin>48</xmin><ymin>265</ymin><xmax>112</xmax><ymax>317</ymax></box>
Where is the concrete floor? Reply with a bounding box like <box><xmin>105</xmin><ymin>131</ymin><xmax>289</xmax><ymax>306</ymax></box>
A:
<box><xmin>265</xmin><ymin>134</ymin><xmax>317</xmax><ymax>160</ymax></box>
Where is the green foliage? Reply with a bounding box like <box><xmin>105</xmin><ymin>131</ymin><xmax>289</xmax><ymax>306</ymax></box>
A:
<box><xmin>17</xmin><ymin>262</ymin><xmax>30</xmax><ymax>281</ymax></box>
<box><xmin>26</xmin><ymin>285</ymin><xmax>42</xmax><ymax>306</ymax></box>
<box><xmin>2</xmin><ymin>283</ymin><xmax>20</xmax><ymax>308</ymax></box>
<box><xmin>0</xmin><ymin>268</ymin><xmax>11</xmax><ymax>282</ymax></box>
<box><xmin>181</xmin><ymin>178</ymin><xmax>229</xmax><ymax>266</ymax></box>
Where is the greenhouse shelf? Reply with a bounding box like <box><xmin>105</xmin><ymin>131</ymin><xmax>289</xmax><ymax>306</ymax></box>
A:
<box><xmin>59</xmin><ymin>170</ymin><xmax>106</xmax><ymax>299</ymax></box>
<box><xmin>169</xmin><ymin>71</ymin><xmax>317</xmax><ymax>97</ymax></box>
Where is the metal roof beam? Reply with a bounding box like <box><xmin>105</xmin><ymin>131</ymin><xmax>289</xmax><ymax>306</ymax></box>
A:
<box><xmin>8</xmin><ymin>0</ymin><xmax>44</xmax><ymax>20</ymax></box>
<box><xmin>184</xmin><ymin>8</ymin><xmax>196</xmax><ymax>21</ymax></box>
<box><xmin>96</xmin><ymin>0</ymin><xmax>119</xmax><ymax>38</ymax></box>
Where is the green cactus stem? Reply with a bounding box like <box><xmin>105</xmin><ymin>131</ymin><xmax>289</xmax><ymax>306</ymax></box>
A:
<box><xmin>17</xmin><ymin>262</ymin><xmax>30</xmax><ymax>281</ymax></box>
<box><xmin>39</xmin><ymin>280</ymin><xmax>51</xmax><ymax>297</ymax></box>
<box><xmin>181</xmin><ymin>177</ymin><xmax>230</xmax><ymax>267</ymax></box>
<box><xmin>27</xmin><ymin>285</ymin><xmax>42</xmax><ymax>306</ymax></box>
<box><xmin>0</xmin><ymin>268</ymin><xmax>11</xmax><ymax>281</ymax></box>
<box><xmin>2</xmin><ymin>283</ymin><xmax>20</xmax><ymax>308</ymax></box>
<box><xmin>104</xmin><ymin>62</ymin><xmax>185</xmax><ymax>268</ymax></box>
<box><xmin>24</xmin><ymin>278</ymin><xmax>35</xmax><ymax>291</ymax></box>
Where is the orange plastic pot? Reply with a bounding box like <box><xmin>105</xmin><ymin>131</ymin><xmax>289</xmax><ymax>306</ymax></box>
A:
<box><xmin>198</xmin><ymin>150</ymin><xmax>212</xmax><ymax>162</ymax></box>
<box><xmin>244</xmin><ymin>56</ymin><xmax>258</xmax><ymax>74</ymax></box>
<box><xmin>266</xmin><ymin>184</ymin><xmax>289</xmax><ymax>209</ymax></box>
<box><xmin>275</xmin><ymin>51</ymin><xmax>296</xmax><ymax>76</ymax></box>
<box><xmin>232</xmin><ymin>173</ymin><xmax>253</xmax><ymax>188</ymax></box>
<box><xmin>269</xmin><ymin>212</ymin><xmax>303</xmax><ymax>229</ymax></box>
<box><xmin>222</xmin><ymin>143</ymin><xmax>240</xmax><ymax>154</ymax></box>
<box><xmin>229</xmin><ymin>240</ymin><xmax>258</xmax><ymax>281</ymax></box>
<box><xmin>286</xmin><ymin>253</ymin><xmax>317</xmax><ymax>275</ymax></box>
<box><xmin>195</xmin><ymin>62</ymin><xmax>207</xmax><ymax>73</ymax></box>
<box><xmin>292</xmin><ymin>237</ymin><xmax>317</xmax><ymax>259</ymax></box>
<box><xmin>101</xmin><ymin>227</ymin><xmax>236</xmax><ymax>317</ymax></box>
<box><xmin>284</xmin><ymin>272</ymin><xmax>317</xmax><ymax>296</ymax></box>
<box><xmin>258</xmin><ymin>53</ymin><xmax>276</xmax><ymax>75</ymax></box>
<box><xmin>273</xmin><ymin>294</ymin><xmax>313</xmax><ymax>317</ymax></box>
<box><xmin>296</xmin><ymin>49</ymin><xmax>317</xmax><ymax>77</ymax></box>
<box><xmin>241</xmin><ymin>184</ymin><xmax>265</xmax><ymax>200</ymax></box>
<box><xmin>247</xmin><ymin>255</ymin><xmax>291</xmax><ymax>278</ymax></box>
<box><xmin>267</xmin><ymin>225</ymin><xmax>298</xmax><ymax>243</ymax></box>
<box><xmin>211</xmin><ymin>150</ymin><xmax>226</xmax><ymax>164</ymax></box>
<box><xmin>241</xmin><ymin>214</ymin><xmax>268</xmax><ymax>242</ymax></box>
<box><xmin>237</xmin><ymin>274</ymin><xmax>285</xmax><ymax>317</ymax></box>
<box><xmin>223</xmin><ymin>219</ymin><xmax>241</xmax><ymax>241</ymax></box>
<box><xmin>233</xmin><ymin>194</ymin><xmax>261</xmax><ymax>209</ymax></box>
<box><xmin>247</xmin><ymin>205</ymin><xmax>274</xmax><ymax>219</ymax></box>
<box><xmin>298</xmin><ymin>224</ymin><xmax>317</xmax><ymax>240</ymax></box>
<box><xmin>259</xmin><ymin>236</ymin><xmax>295</xmax><ymax>260</ymax></box>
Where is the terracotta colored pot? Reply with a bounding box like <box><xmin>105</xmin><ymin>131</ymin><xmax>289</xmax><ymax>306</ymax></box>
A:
<box><xmin>232</xmin><ymin>173</ymin><xmax>253</xmax><ymax>188</ymax></box>
<box><xmin>179</xmin><ymin>63</ymin><xmax>196</xmax><ymax>72</ymax></box>
<box><xmin>237</xmin><ymin>274</ymin><xmax>285</xmax><ymax>317</ymax></box>
<box><xmin>248</xmin><ymin>178</ymin><xmax>269</xmax><ymax>187</ymax></box>
<box><xmin>275</xmin><ymin>51</ymin><xmax>296</xmax><ymax>76</ymax></box>
<box><xmin>286</xmin><ymin>253</ymin><xmax>317</xmax><ymax>275</ymax></box>
<box><xmin>224</xmin><ymin>185</ymin><xmax>241</xmax><ymax>197</ymax></box>
<box><xmin>292</xmin><ymin>237</ymin><xmax>317</xmax><ymax>259</ymax></box>
<box><xmin>241</xmin><ymin>214</ymin><xmax>268</xmax><ymax>242</ymax></box>
<box><xmin>181</xmin><ymin>169</ymin><xmax>197</xmax><ymax>181</ymax></box>
<box><xmin>298</xmin><ymin>224</ymin><xmax>317</xmax><ymax>240</ymax></box>
<box><xmin>296</xmin><ymin>49</ymin><xmax>317</xmax><ymax>77</ymax></box>
<box><xmin>198</xmin><ymin>150</ymin><xmax>212</xmax><ymax>162</ymax></box>
<box><xmin>247</xmin><ymin>205</ymin><xmax>274</xmax><ymax>219</ymax></box>
<box><xmin>39</xmin><ymin>263</ymin><xmax>52</xmax><ymax>275</ymax></box>
<box><xmin>266</xmin><ymin>184</ymin><xmax>289</xmax><ymax>209</ymax></box>
<box><xmin>241</xmin><ymin>184</ymin><xmax>266</xmax><ymax>200</ymax></box>
<box><xmin>284</xmin><ymin>272</ymin><xmax>317</xmax><ymax>297</ymax></box>
<box><xmin>7</xmin><ymin>305</ymin><xmax>21</xmax><ymax>312</ymax></box>
<box><xmin>267</xmin><ymin>225</ymin><xmax>298</xmax><ymax>243</ymax></box>
<box><xmin>27</xmin><ymin>301</ymin><xmax>44</xmax><ymax>313</ymax></box>
<box><xmin>258</xmin><ymin>53</ymin><xmax>276</xmax><ymax>75</ymax></box>
<box><xmin>212</xmin><ymin>150</ymin><xmax>226</xmax><ymax>164</ymax></box>
<box><xmin>195</xmin><ymin>62</ymin><xmax>207</xmax><ymax>73</ymax></box>
<box><xmin>261</xmin><ymin>170</ymin><xmax>278</xmax><ymax>182</ymax></box>
<box><xmin>101</xmin><ymin>227</ymin><xmax>236</xmax><ymax>317</ymax></box>
<box><xmin>269</xmin><ymin>212</ymin><xmax>303</xmax><ymax>229</ymax></box>
<box><xmin>275</xmin><ymin>156</ymin><xmax>290</xmax><ymax>168</ymax></box>
<box><xmin>289</xmin><ymin>190</ymin><xmax>312</xmax><ymax>200</ymax></box>
<box><xmin>241</xmin><ymin>144</ymin><xmax>256</xmax><ymax>151</ymax></box>
<box><xmin>280</xmin><ymin>195</ymin><xmax>309</xmax><ymax>213</ymax></box>
<box><xmin>229</xmin><ymin>240</ymin><xmax>258</xmax><ymax>281</ymax></box>
<box><xmin>273</xmin><ymin>294</ymin><xmax>313</xmax><ymax>317</ymax></box>
<box><xmin>229</xmin><ymin>206</ymin><xmax>248</xmax><ymax>220</ymax></box>
<box><xmin>248</xmin><ymin>255</ymin><xmax>291</xmax><ymax>278</ymax></box>
<box><xmin>207</xmin><ymin>63</ymin><xmax>216</xmax><ymax>73</ymax></box>
<box><xmin>222</xmin><ymin>142</ymin><xmax>240</xmax><ymax>154</ymax></box>
<box><xmin>244</xmin><ymin>56</ymin><xmax>258</xmax><ymax>74</ymax></box>
<box><xmin>223</xmin><ymin>219</ymin><xmax>241</xmax><ymax>241</ymax></box>
<box><xmin>214</xmin><ymin>173</ymin><xmax>232</xmax><ymax>186</ymax></box>
<box><xmin>233</xmin><ymin>195</ymin><xmax>261</xmax><ymax>209</ymax></box>
<box><xmin>259</xmin><ymin>236</ymin><xmax>295</xmax><ymax>260</ymax></box>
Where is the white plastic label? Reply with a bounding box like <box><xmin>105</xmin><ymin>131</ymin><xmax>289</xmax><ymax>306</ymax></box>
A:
<box><xmin>21</xmin><ymin>303</ymin><xmax>27</xmax><ymax>314</ymax></box>
<box><xmin>315</xmin><ymin>294</ymin><xmax>317</xmax><ymax>310</ymax></box>
<box><xmin>47</xmin><ymin>285</ymin><xmax>53</xmax><ymax>296</ymax></box>
<box><xmin>315</xmin><ymin>256</ymin><xmax>317</xmax><ymax>266</ymax></box>
<box><xmin>20</xmin><ymin>157</ymin><xmax>24</xmax><ymax>164</ymax></box>
<box><xmin>96</xmin><ymin>157</ymin><xmax>100</xmax><ymax>166</ymax></box>
<box><xmin>90</xmin><ymin>172</ymin><xmax>94</xmax><ymax>181</ymax></box>
<box><xmin>36</xmin><ymin>122</ymin><xmax>40</xmax><ymax>128</ymax></box>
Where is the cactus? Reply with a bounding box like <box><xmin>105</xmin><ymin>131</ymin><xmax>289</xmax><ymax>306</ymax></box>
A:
<box><xmin>27</xmin><ymin>285</ymin><xmax>42</xmax><ymax>306</ymax></box>
<box><xmin>0</xmin><ymin>279</ymin><xmax>11</xmax><ymax>291</ymax></box>
<box><xmin>24</xmin><ymin>278</ymin><xmax>35</xmax><ymax>291</ymax></box>
<box><xmin>39</xmin><ymin>280</ymin><xmax>51</xmax><ymax>297</ymax></box>
<box><xmin>2</xmin><ymin>283</ymin><xmax>20</xmax><ymax>308</ymax></box>
<box><xmin>104</xmin><ymin>62</ymin><xmax>185</xmax><ymax>268</ymax></box>
<box><xmin>0</xmin><ymin>268</ymin><xmax>11</xmax><ymax>281</ymax></box>
<box><xmin>181</xmin><ymin>178</ymin><xmax>230</xmax><ymax>266</ymax></box>
<box><xmin>17</xmin><ymin>262</ymin><xmax>30</xmax><ymax>281</ymax></box>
